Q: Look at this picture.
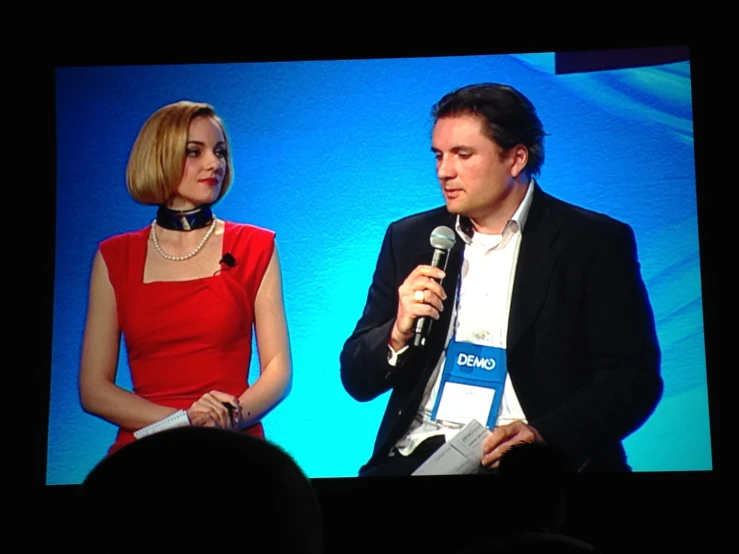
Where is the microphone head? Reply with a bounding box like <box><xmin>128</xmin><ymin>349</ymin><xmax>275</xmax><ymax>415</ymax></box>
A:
<box><xmin>429</xmin><ymin>226</ymin><xmax>456</xmax><ymax>251</ymax></box>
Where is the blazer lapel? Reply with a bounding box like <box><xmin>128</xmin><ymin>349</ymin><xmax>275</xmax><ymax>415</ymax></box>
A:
<box><xmin>507</xmin><ymin>186</ymin><xmax>561</xmax><ymax>353</ymax></box>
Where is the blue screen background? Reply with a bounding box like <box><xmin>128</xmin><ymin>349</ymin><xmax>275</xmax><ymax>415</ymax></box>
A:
<box><xmin>48</xmin><ymin>53</ymin><xmax>709</xmax><ymax>484</ymax></box>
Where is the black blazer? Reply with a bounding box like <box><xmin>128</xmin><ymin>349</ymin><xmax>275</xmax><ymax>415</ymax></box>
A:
<box><xmin>340</xmin><ymin>184</ymin><xmax>663</xmax><ymax>473</ymax></box>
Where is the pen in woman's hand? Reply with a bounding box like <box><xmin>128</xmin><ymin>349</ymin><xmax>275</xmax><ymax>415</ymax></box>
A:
<box><xmin>222</xmin><ymin>401</ymin><xmax>239</xmax><ymax>425</ymax></box>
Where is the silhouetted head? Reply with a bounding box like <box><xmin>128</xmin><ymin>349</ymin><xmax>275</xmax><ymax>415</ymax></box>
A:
<box><xmin>498</xmin><ymin>442</ymin><xmax>569</xmax><ymax>534</ymax></box>
<box><xmin>499</xmin><ymin>441</ymin><xmax>568</xmax><ymax>477</ymax></box>
<box><xmin>78</xmin><ymin>427</ymin><xmax>322</xmax><ymax>552</ymax></box>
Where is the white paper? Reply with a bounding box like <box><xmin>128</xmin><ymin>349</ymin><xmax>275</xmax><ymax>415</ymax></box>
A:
<box><xmin>133</xmin><ymin>410</ymin><xmax>191</xmax><ymax>439</ymax></box>
<box><xmin>435</xmin><ymin>382</ymin><xmax>495</xmax><ymax>426</ymax></box>
<box><xmin>412</xmin><ymin>419</ymin><xmax>491</xmax><ymax>476</ymax></box>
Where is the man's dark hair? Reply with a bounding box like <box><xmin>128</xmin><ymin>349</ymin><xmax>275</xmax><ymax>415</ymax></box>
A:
<box><xmin>432</xmin><ymin>83</ymin><xmax>548</xmax><ymax>176</ymax></box>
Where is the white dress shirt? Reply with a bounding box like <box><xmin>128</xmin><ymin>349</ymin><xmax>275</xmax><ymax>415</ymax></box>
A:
<box><xmin>389</xmin><ymin>180</ymin><xmax>535</xmax><ymax>456</ymax></box>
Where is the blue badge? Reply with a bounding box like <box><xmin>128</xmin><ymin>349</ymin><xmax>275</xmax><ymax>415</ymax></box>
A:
<box><xmin>430</xmin><ymin>339</ymin><xmax>507</xmax><ymax>429</ymax></box>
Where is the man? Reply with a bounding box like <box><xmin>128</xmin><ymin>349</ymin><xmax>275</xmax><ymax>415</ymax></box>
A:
<box><xmin>339</xmin><ymin>83</ymin><xmax>662</xmax><ymax>476</ymax></box>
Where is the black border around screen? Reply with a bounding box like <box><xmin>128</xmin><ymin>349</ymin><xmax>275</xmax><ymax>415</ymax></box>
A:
<box><xmin>14</xmin><ymin>34</ymin><xmax>719</xmax><ymax>550</ymax></box>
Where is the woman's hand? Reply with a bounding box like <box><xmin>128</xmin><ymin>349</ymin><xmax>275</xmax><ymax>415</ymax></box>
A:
<box><xmin>187</xmin><ymin>391</ymin><xmax>241</xmax><ymax>429</ymax></box>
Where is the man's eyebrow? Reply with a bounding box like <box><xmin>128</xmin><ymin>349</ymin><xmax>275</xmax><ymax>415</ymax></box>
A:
<box><xmin>430</xmin><ymin>145</ymin><xmax>473</xmax><ymax>153</ymax></box>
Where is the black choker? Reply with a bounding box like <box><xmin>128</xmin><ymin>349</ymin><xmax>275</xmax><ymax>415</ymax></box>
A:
<box><xmin>156</xmin><ymin>205</ymin><xmax>214</xmax><ymax>231</ymax></box>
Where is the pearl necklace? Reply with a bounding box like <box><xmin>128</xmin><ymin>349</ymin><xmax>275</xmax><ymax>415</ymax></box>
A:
<box><xmin>150</xmin><ymin>217</ymin><xmax>217</xmax><ymax>261</ymax></box>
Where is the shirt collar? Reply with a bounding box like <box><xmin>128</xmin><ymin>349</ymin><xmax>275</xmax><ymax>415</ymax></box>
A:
<box><xmin>455</xmin><ymin>177</ymin><xmax>536</xmax><ymax>245</ymax></box>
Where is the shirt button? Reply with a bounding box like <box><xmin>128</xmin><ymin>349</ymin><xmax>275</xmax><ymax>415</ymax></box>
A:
<box><xmin>398</xmin><ymin>409</ymin><xmax>403</xmax><ymax>416</ymax></box>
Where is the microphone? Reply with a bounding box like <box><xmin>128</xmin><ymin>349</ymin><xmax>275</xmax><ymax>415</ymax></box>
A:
<box><xmin>219</xmin><ymin>253</ymin><xmax>236</xmax><ymax>268</ymax></box>
<box><xmin>413</xmin><ymin>226</ymin><xmax>456</xmax><ymax>347</ymax></box>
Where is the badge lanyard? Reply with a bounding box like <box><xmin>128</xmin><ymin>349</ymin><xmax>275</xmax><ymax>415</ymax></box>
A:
<box><xmin>429</xmin><ymin>275</ymin><xmax>508</xmax><ymax>429</ymax></box>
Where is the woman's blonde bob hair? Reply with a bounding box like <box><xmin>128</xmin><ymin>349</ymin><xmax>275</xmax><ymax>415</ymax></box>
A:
<box><xmin>126</xmin><ymin>101</ymin><xmax>234</xmax><ymax>205</ymax></box>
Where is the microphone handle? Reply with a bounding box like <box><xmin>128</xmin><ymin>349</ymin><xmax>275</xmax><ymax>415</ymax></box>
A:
<box><xmin>412</xmin><ymin>248</ymin><xmax>450</xmax><ymax>347</ymax></box>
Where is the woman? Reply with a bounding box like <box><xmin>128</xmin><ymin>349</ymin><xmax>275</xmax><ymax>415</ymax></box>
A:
<box><xmin>79</xmin><ymin>100</ymin><xmax>292</xmax><ymax>456</ymax></box>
